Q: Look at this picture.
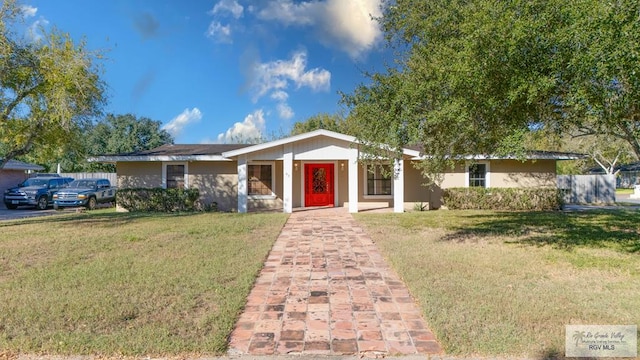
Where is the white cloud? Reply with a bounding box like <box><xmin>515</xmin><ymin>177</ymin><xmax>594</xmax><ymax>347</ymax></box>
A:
<box><xmin>217</xmin><ymin>110</ymin><xmax>266</xmax><ymax>143</ymax></box>
<box><xmin>257</xmin><ymin>0</ymin><xmax>383</xmax><ymax>59</ymax></box>
<box><xmin>19</xmin><ymin>5</ymin><xmax>38</xmax><ymax>17</ymax></box>
<box><xmin>205</xmin><ymin>21</ymin><xmax>232</xmax><ymax>43</ymax></box>
<box><xmin>27</xmin><ymin>18</ymin><xmax>49</xmax><ymax>42</ymax></box>
<box><xmin>270</xmin><ymin>91</ymin><xmax>294</xmax><ymax>120</ymax></box>
<box><xmin>276</xmin><ymin>103</ymin><xmax>294</xmax><ymax>120</ymax></box>
<box><xmin>211</xmin><ymin>0</ymin><xmax>244</xmax><ymax>19</ymax></box>
<box><xmin>163</xmin><ymin>108</ymin><xmax>202</xmax><ymax>138</ymax></box>
<box><xmin>270</xmin><ymin>90</ymin><xmax>289</xmax><ymax>102</ymax></box>
<box><xmin>250</xmin><ymin>50</ymin><xmax>331</xmax><ymax>102</ymax></box>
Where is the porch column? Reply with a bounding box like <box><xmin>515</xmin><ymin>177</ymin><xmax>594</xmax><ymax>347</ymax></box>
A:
<box><xmin>393</xmin><ymin>158</ymin><xmax>404</xmax><ymax>213</ymax></box>
<box><xmin>283</xmin><ymin>146</ymin><xmax>293</xmax><ymax>213</ymax></box>
<box><xmin>348</xmin><ymin>147</ymin><xmax>359</xmax><ymax>213</ymax></box>
<box><xmin>237</xmin><ymin>156</ymin><xmax>247</xmax><ymax>213</ymax></box>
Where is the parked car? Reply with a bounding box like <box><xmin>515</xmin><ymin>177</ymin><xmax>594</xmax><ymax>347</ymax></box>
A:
<box><xmin>53</xmin><ymin>178</ymin><xmax>116</xmax><ymax>210</ymax></box>
<box><xmin>3</xmin><ymin>177</ymin><xmax>74</xmax><ymax>210</ymax></box>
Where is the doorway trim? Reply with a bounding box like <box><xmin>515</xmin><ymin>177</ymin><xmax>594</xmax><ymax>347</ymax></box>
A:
<box><xmin>300</xmin><ymin>160</ymin><xmax>339</xmax><ymax>208</ymax></box>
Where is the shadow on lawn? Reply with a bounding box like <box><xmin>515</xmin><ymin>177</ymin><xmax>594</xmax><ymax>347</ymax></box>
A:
<box><xmin>439</xmin><ymin>209</ymin><xmax>640</xmax><ymax>253</ymax></box>
<box><xmin>0</xmin><ymin>210</ymin><xmax>208</xmax><ymax>229</ymax></box>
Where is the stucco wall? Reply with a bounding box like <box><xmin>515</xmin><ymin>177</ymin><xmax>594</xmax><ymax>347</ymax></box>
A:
<box><xmin>490</xmin><ymin>159</ymin><xmax>557</xmax><ymax>188</ymax></box>
<box><xmin>189</xmin><ymin>161</ymin><xmax>238</xmax><ymax>211</ymax></box>
<box><xmin>117</xmin><ymin>162</ymin><xmax>162</xmax><ymax>188</ymax></box>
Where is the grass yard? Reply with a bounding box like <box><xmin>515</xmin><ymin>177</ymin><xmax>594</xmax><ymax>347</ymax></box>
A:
<box><xmin>355</xmin><ymin>210</ymin><xmax>640</xmax><ymax>358</ymax></box>
<box><xmin>0</xmin><ymin>210</ymin><xmax>288</xmax><ymax>356</ymax></box>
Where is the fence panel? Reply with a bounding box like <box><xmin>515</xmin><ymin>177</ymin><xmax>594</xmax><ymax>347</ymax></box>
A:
<box><xmin>557</xmin><ymin>174</ymin><xmax>615</xmax><ymax>204</ymax></box>
<box><xmin>60</xmin><ymin>172</ymin><xmax>117</xmax><ymax>185</ymax></box>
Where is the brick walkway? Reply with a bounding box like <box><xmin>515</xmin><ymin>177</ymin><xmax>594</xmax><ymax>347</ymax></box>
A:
<box><xmin>228</xmin><ymin>208</ymin><xmax>443</xmax><ymax>356</ymax></box>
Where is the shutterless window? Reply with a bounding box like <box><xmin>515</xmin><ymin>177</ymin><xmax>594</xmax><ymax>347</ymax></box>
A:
<box><xmin>248</xmin><ymin>164</ymin><xmax>273</xmax><ymax>196</ymax></box>
<box><xmin>468</xmin><ymin>164</ymin><xmax>487</xmax><ymax>187</ymax></box>
<box><xmin>366</xmin><ymin>165</ymin><xmax>392</xmax><ymax>196</ymax></box>
<box><xmin>166</xmin><ymin>165</ymin><xmax>185</xmax><ymax>189</ymax></box>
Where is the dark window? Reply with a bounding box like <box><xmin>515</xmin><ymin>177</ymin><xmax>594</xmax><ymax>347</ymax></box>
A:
<box><xmin>248</xmin><ymin>164</ymin><xmax>273</xmax><ymax>196</ymax></box>
<box><xmin>469</xmin><ymin>164</ymin><xmax>487</xmax><ymax>187</ymax></box>
<box><xmin>166</xmin><ymin>165</ymin><xmax>185</xmax><ymax>189</ymax></box>
<box><xmin>366</xmin><ymin>165</ymin><xmax>392</xmax><ymax>196</ymax></box>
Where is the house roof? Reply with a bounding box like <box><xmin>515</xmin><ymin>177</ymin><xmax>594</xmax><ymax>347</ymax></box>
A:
<box><xmin>406</xmin><ymin>148</ymin><xmax>585</xmax><ymax>161</ymax></box>
<box><xmin>89</xmin><ymin>131</ymin><xmax>584</xmax><ymax>163</ymax></box>
<box><xmin>221</xmin><ymin>129</ymin><xmax>423</xmax><ymax>158</ymax></box>
<box><xmin>0</xmin><ymin>159</ymin><xmax>45</xmax><ymax>171</ymax></box>
<box><xmin>89</xmin><ymin>143</ymin><xmax>252</xmax><ymax>162</ymax></box>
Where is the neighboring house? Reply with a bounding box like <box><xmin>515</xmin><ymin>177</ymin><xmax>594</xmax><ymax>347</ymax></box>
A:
<box><xmin>91</xmin><ymin>130</ymin><xmax>581</xmax><ymax>213</ymax></box>
<box><xmin>0</xmin><ymin>159</ymin><xmax>45</xmax><ymax>198</ymax></box>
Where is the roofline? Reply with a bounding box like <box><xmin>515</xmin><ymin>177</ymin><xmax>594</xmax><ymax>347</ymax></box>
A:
<box><xmin>222</xmin><ymin>129</ymin><xmax>422</xmax><ymax>158</ymax></box>
<box><xmin>88</xmin><ymin>155</ymin><xmax>232</xmax><ymax>163</ymax></box>
<box><xmin>411</xmin><ymin>153</ymin><xmax>585</xmax><ymax>161</ymax></box>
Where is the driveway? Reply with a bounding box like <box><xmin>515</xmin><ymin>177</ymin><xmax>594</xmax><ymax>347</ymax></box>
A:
<box><xmin>0</xmin><ymin>202</ymin><xmax>72</xmax><ymax>221</ymax></box>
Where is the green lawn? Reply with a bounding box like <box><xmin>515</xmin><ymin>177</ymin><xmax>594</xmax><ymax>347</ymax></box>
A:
<box><xmin>355</xmin><ymin>210</ymin><xmax>640</xmax><ymax>358</ymax></box>
<box><xmin>616</xmin><ymin>188</ymin><xmax>634</xmax><ymax>195</ymax></box>
<box><xmin>0</xmin><ymin>210</ymin><xmax>288</xmax><ymax>356</ymax></box>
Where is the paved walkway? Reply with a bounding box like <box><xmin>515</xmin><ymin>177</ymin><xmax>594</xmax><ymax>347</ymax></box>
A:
<box><xmin>228</xmin><ymin>208</ymin><xmax>443</xmax><ymax>356</ymax></box>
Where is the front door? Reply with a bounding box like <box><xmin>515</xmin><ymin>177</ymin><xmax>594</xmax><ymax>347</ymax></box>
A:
<box><xmin>304</xmin><ymin>163</ymin><xmax>334</xmax><ymax>207</ymax></box>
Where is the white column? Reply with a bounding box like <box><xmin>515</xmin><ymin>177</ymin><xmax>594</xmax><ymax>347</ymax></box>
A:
<box><xmin>393</xmin><ymin>158</ymin><xmax>404</xmax><ymax>213</ymax></box>
<box><xmin>237</xmin><ymin>156</ymin><xmax>247</xmax><ymax>213</ymax></box>
<box><xmin>283</xmin><ymin>146</ymin><xmax>293</xmax><ymax>213</ymax></box>
<box><xmin>348</xmin><ymin>147</ymin><xmax>359</xmax><ymax>213</ymax></box>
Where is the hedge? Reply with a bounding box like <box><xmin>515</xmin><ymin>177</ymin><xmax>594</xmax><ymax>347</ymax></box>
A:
<box><xmin>442</xmin><ymin>187</ymin><xmax>563</xmax><ymax>211</ymax></box>
<box><xmin>116</xmin><ymin>188</ymin><xmax>204</xmax><ymax>212</ymax></box>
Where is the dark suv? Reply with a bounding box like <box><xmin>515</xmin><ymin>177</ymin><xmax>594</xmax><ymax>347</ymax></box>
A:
<box><xmin>3</xmin><ymin>177</ymin><xmax>74</xmax><ymax>210</ymax></box>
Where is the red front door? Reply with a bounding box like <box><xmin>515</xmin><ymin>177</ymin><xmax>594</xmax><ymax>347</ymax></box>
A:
<box><xmin>304</xmin><ymin>163</ymin><xmax>335</xmax><ymax>207</ymax></box>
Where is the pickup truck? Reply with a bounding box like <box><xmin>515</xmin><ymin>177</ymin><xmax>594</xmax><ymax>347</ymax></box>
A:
<box><xmin>53</xmin><ymin>178</ymin><xmax>116</xmax><ymax>210</ymax></box>
<box><xmin>3</xmin><ymin>176</ymin><xmax>74</xmax><ymax>210</ymax></box>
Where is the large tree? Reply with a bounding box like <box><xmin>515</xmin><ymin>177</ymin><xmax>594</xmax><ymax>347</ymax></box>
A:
<box><xmin>343</xmin><ymin>0</ymin><xmax>640</xmax><ymax>175</ymax></box>
<box><xmin>290</xmin><ymin>113</ymin><xmax>355</xmax><ymax>136</ymax></box>
<box><xmin>45</xmin><ymin>114</ymin><xmax>174</xmax><ymax>172</ymax></box>
<box><xmin>0</xmin><ymin>0</ymin><xmax>105</xmax><ymax>169</ymax></box>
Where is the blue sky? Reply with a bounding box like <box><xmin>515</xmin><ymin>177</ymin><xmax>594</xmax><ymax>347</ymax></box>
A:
<box><xmin>19</xmin><ymin>0</ymin><xmax>388</xmax><ymax>144</ymax></box>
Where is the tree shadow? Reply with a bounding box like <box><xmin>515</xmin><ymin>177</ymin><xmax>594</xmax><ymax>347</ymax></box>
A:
<box><xmin>438</xmin><ymin>209</ymin><xmax>640</xmax><ymax>253</ymax></box>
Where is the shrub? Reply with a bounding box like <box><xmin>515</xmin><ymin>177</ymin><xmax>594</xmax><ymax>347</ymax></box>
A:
<box><xmin>116</xmin><ymin>188</ymin><xmax>202</xmax><ymax>212</ymax></box>
<box><xmin>442</xmin><ymin>187</ymin><xmax>563</xmax><ymax>211</ymax></box>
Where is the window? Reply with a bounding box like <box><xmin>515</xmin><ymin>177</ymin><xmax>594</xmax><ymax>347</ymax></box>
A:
<box><xmin>366</xmin><ymin>164</ymin><xmax>392</xmax><ymax>196</ymax></box>
<box><xmin>248</xmin><ymin>164</ymin><xmax>273</xmax><ymax>196</ymax></box>
<box><xmin>166</xmin><ymin>164</ymin><xmax>185</xmax><ymax>189</ymax></box>
<box><xmin>468</xmin><ymin>163</ymin><xmax>487</xmax><ymax>187</ymax></box>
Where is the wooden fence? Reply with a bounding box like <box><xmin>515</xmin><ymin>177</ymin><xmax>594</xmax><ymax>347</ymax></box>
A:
<box><xmin>60</xmin><ymin>172</ymin><xmax>117</xmax><ymax>185</ymax></box>
<box><xmin>557</xmin><ymin>174</ymin><xmax>616</xmax><ymax>204</ymax></box>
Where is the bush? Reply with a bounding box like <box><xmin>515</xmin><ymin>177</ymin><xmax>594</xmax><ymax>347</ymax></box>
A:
<box><xmin>442</xmin><ymin>187</ymin><xmax>563</xmax><ymax>211</ymax></box>
<box><xmin>116</xmin><ymin>188</ymin><xmax>202</xmax><ymax>212</ymax></box>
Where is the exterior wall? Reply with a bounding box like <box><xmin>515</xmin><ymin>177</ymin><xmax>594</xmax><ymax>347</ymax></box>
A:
<box><xmin>336</xmin><ymin>161</ymin><xmax>349</xmax><ymax>207</ymax></box>
<box><xmin>189</xmin><ymin>161</ymin><xmax>238</xmax><ymax>211</ymax></box>
<box><xmin>292</xmin><ymin>160</ymin><xmax>302</xmax><ymax>208</ymax></box>
<box><xmin>404</xmin><ymin>161</ymin><xmax>434</xmax><ymax>208</ymax></box>
<box><xmin>117</xmin><ymin>162</ymin><xmax>162</xmax><ymax>188</ymax></box>
<box><xmin>490</xmin><ymin>159</ymin><xmax>557</xmax><ymax>188</ymax></box>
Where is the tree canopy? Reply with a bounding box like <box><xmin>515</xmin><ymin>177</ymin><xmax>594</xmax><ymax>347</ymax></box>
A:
<box><xmin>0</xmin><ymin>0</ymin><xmax>106</xmax><ymax>170</ymax></box>
<box><xmin>37</xmin><ymin>114</ymin><xmax>174</xmax><ymax>172</ymax></box>
<box><xmin>342</xmin><ymin>0</ymin><xmax>640</xmax><ymax>176</ymax></box>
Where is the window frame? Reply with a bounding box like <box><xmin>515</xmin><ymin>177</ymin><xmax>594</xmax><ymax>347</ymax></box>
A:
<box><xmin>247</xmin><ymin>161</ymin><xmax>276</xmax><ymax>199</ymax></box>
<box><xmin>465</xmin><ymin>161</ymin><xmax>490</xmax><ymax>188</ymax></box>
<box><xmin>363</xmin><ymin>164</ymin><xmax>393</xmax><ymax>199</ymax></box>
<box><xmin>162</xmin><ymin>162</ymin><xmax>189</xmax><ymax>189</ymax></box>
